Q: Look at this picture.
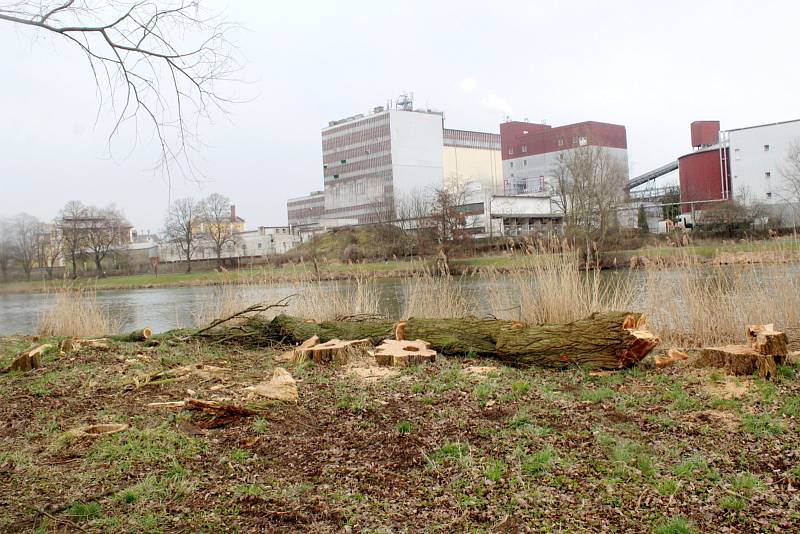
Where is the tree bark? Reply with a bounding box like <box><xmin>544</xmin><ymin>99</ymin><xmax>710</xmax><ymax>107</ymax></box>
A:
<box><xmin>261</xmin><ymin>312</ymin><xmax>658</xmax><ymax>369</ymax></box>
<box><xmin>109</xmin><ymin>328</ymin><xmax>153</xmax><ymax>342</ymax></box>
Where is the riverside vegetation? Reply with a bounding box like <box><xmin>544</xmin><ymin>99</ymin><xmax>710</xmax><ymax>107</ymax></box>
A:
<box><xmin>1</xmin><ymin>244</ymin><xmax>799</xmax><ymax>531</ymax></box>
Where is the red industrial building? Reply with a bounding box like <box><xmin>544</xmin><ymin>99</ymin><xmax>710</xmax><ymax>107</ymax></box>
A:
<box><xmin>499</xmin><ymin>120</ymin><xmax>629</xmax><ymax>195</ymax></box>
<box><xmin>676</xmin><ymin>121</ymin><xmax>730</xmax><ymax>214</ymax></box>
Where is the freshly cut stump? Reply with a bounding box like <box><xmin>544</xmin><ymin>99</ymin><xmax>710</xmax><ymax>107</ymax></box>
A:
<box><xmin>746</xmin><ymin>324</ymin><xmax>788</xmax><ymax>361</ymax></box>
<box><xmin>5</xmin><ymin>344</ymin><xmax>51</xmax><ymax>372</ymax></box>
<box><xmin>295</xmin><ymin>338</ymin><xmax>371</xmax><ymax>364</ymax></box>
<box><xmin>372</xmin><ymin>339</ymin><xmax>436</xmax><ymax>367</ymax></box>
<box><xmin>695</xmin><ymin>345</ymin><xmax>778</xmax><ymax>378</ymax></box>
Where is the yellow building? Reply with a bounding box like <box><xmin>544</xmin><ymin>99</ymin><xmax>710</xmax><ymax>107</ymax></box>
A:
<box><xmin>442</xmin><ymin>129</ymin><xmax>503</xmax><ymax>195</ymax></box>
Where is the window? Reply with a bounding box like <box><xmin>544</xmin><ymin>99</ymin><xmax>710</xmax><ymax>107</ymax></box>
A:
<box><xmin>323</xmin><ymin>164</ymin><xmax>327</xmax><ymax>169</ymax></box>
<box><xmin>578</xmin><ymin>136</ymin><xmax>588</xmax><ymax>146</ymax></box>
<box><xmin>523</xmin><ymin>159</ymin><xmax>528</xmax><ymax>167</ymax></box>
<box><xmin>523</xmin><ymin>130</ymin><xmax>529</xmax><ymax>134</ymax></box>
<box><xmin>765</xmin><ymin>171</ymin><xmax>771</xmax><ymax>179</ymax></box>
<box><xmin>333</xmin><ymin>174</ymin><xmax>340</xmax><ymax>179</ymax></box>
<box><xmin>341</xmin><ymin>159</ymin><xmax>347</xmax><ymax>164</ymax></box>
<box><xmin>764</xmin><ymin>144</ymin><xmax>770</xmax><ymax>152</ymax></box>
<box><xmin>257</xmin><ymin>242</ymin><xmax>262</xmax><ymax>249</ymax></box>
<box><xmin>767</xmin><ymin>192</ymin><xmax>772</xmax><ymax>199</ymax></box>
<box><xmin>508</xmin><ymin>147</ymin><xmax>514</xmax><ymax>155</ymax></box>
<box><xmin>509</xmin><ymin>161</ymin><xmax>513</xmax><ymax>168</ymax></box>
<box><xmin>558</xmin><ymin>138</ymin><xmax>564</xmax><ymax>147</ymax></box>
<box><xmin>521</xmin><ymin>145</ymin><xmax>528</xmax><ymax>153</ymax></box>
<box><xmin>572</xmin><ymin>136</ymin><xmax>578</xmax><ymax>145</ymax></box>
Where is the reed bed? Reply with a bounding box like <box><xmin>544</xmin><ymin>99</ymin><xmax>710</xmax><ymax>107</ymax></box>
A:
<box><xmin>38</xmin><ymin>287</ymin><xmax>119</xmax><ymax>337</ymax></box>
<box><xmin>289</xmin><ymin>274</ymin><xmax>381</xmax><ymax>321</ymax></box>
<box><xmin>400</xmin><ymin>269</ymin><xmax>477</xmax><ymax>319</ymax></box>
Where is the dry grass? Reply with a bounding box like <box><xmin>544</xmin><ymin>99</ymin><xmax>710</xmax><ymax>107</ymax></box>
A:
<box><xmin>289</xmin><ymin>275</ymin><xmax>381</xmax><ymax>321</ymax></box>
<box><xmin>38</xmin><ymin>287</ymin><xmax>119</xmax><ymax>337</ymax></box>
<box><xmin>485</xmin><ymin>249</ymin><xmax>635</xmax><ymax>324</ymax></box>
<box><xmin>643</xmin><ymin>254</ymin><xmax>800</xmax><ymax>347</ymax></box>
<box><xmin>401</xmin><ymin>269</ymin><xmax>476</xmax><ymax>319</ymax></box>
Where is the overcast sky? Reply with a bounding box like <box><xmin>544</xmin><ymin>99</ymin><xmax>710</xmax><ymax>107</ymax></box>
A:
<box><xmin>2</xmin><ymin>0</ymin><xmax>799</xmax><ymax>232</ymax></box>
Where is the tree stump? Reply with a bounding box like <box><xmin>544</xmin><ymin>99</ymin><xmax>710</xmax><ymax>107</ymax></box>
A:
<box><xmin>371</xmin><ymin>339</ymin><xmax>437</xmax><ymax>367</ymax></box>
<box><xmin>295</xmin><ymin>338</ymin><xmax>372</xmax><ymax>364</ymax></box>
<box><xmin>694</xmin><ymin>345</ymin><xmax>778</xmax><ymax>379</ymax></box>
<box><xmin>746</xmin><ymin>324</ymin><xmax>788</xmax><ymax>362</ymax></box>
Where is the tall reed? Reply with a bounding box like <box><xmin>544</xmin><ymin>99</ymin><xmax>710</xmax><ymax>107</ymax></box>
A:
<box><xmin>38</xmin><ymin>287</ymin><xmax>119</xmax><ymax>337</ymax></box>
<box><xmin>289</xmin><ymin>274</ymin><xmax>381</xmax><ymax>321</ymax></box>
<box><xmin>642</xmin><ymin>254</ymin><xmax>800</xmax><ymax>346</ymax></box>
<box><xmin>400</xmin><ymin>269</ymin><xmax>476</xmax><ymax>319</ymax></box>
<box><xmin>485</xmin><ymin>248</ymin><xmax>635</xmax><ymax>324</ymax></box>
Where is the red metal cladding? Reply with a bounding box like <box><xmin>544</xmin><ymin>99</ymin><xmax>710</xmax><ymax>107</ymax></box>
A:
<box><xmin>690</xmin><ymin>121</ymin><xmax>720</xmax><ymax>147</ymax></box>
<box><xmin>500</xmin><ymin>121</ymin><xmax>627</xmax><ymax>160</ymax></box>
<box><xmin>678</xmin><ymin>148</ymin><xmax>729</xmax><ymax>213</ymax></box>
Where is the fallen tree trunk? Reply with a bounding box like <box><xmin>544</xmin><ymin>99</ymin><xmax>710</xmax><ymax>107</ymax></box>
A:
<box><xmin>261</xmin><ymin>312</ymin><xmax>658</xmax><ymax>369</ymax></box>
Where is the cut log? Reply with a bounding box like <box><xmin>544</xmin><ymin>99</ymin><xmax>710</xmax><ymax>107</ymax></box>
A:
<box><xmin>262</xmin><ymin>312</ymin><xmax>659</xmax><ymax>370</ymax></box>
<box><xmin>746</xmin><ymin>324</ymin><xmax>788</xmax><ymax>359</ymax></box>
<box><xmin>655</xmin><ymin>348</ymin><xmax>689</xmax><ymax>369</ymax></box>
<box><xmin>694</xmin><ymin>345</ymin><xmax>778</xmax><ymax>379</ymax></box>
<box><xmin>295</xmin><ymin>338</ymin><xmax>371</xmax><ymax>364</ymax></box>
<box><xmin>371</xmin><ymin>339</ymin><xmax>436</xmax><ymax>367</ymax></box>
<box><xmin>110</xmin><ymin>328</ymin><xmax>153</xmax><ymax>342</ymax></box>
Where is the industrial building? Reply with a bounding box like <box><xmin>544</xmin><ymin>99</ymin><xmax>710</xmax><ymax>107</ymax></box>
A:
<box><xmin>500</xmin><ymin>120</ymin><xmax>629</xmax><ymax>195</ymax></box>
<box><xmin>288</xmin><ymin>95</ymin><xmax>502</xmax><ymax>226</ymax></box>
<box><xmin>677</xmin><ymin>119</ymin><xmax>800</xmax><ymax>224</ymax></box>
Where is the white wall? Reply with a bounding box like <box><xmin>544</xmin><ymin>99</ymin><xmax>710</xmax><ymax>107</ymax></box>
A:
<box><xmin>389</xmin><ymin>110</ymin><xmax>444</xmax><ymax>203</ymax></box>
<box><xmin>490</xmin><ymin>195</ymin><xmax>553</xmax><ymax>215</ymax></box>
<box><xmin>728</xmin><ymin>120</ymin><xmax>800</xmax><ymax>205</ymax></box>
<box><xmin>503</xmin><ymin>147</ymin><xmax>629</xmax><ymax>195</ymax></box>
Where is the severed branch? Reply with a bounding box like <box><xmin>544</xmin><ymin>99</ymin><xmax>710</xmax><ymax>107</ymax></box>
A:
<box><xmin>193</xmin><ymin>294</ymin><xmax>297</xmax><ymax>336</ymax></box>
<box><xmin>0</xmin><ymin>1</ymin><xmax>240</xmax><ymax>178</ymax></box>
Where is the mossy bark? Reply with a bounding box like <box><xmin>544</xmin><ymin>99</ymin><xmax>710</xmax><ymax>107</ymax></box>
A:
<box><xmin>263</xmin><ymin>312</ymin><xmax>658</xmax><ymax>369</ymax></box>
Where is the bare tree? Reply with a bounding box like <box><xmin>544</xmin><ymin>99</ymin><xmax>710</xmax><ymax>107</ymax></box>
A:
<box><xmin>551</xmin><ymin>145</ymin><xmax>627</xmax><ymax>261</ymax></box>
<box><xmin>84</xmin><ymin>205</ymin><xmax>128</xmax><ymax>277</ymax></box>
<box><xmin>0</xmin><ymin>218</ymin><xmax>12</xmax><ymax>282</ymax></box>
<box><xmin>58</xmin><ymin>200</ymin><xmax>90</xmax><ymax>277</ymax></box>
<box><xmin>779</xmin><ymin>140</ymin><xmax>800</xmax><ymax>229</ymax></box>
<box><xmin>35</xmin><ymin>221</ymin><xmax>63</xmax><ymax>280</ymax></box>
<box><xmin>164</xmin><ymin>196</ymin><xmax>198</xmax><ymax>272</ymax></box>
<box><xmin>199</xmin><ymin>193</ymin><xmax>234</xmax><ymax>266</ymax></box>
<box><xmin>0</xmin><ymin>1</ymin><xmax>239</xmax><ymax>175</ymax></box>
<box><xmin>11</xmin><ymin>213</ymin><xmax>41</xmax><ymax>280</ymax></box>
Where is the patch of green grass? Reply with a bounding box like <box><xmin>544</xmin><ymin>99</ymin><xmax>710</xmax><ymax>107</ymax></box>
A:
<box><xmin>662</xmin><ymin>388</ymin><xmax>700</xmax><ymax>412</ymax></box>
<box><xmin>227</xmin><ymin>449</ymin><xmax>251</xmax><ymax>464</ymax></box>
<box><xmin>741</xmin><ymin>413</ymin><xmax>783</xmax><ymax>437</ymax></box>
<box><xmin>396</xmin><ymin>421</ymin><xmax>412</xmax><ymax>435</ymax></box>
<box><xmin>431</xmin><ymin>442</ymin><xmax>471</xmax><ymax>464</ymax></box>
<box><xmin>597</xmin><ymin>433</ymin><xmax>657</xmax><ymax>479</ymax></box>
<box><xmin>521</xmin><ymin>447</ymin><xmax>556</xmax><ymax>476</ymax></box>
<box><xmin>732</xmin><ymin>472</ymin><xmax>762</xmax><ymax>493</ymax></box>
<box><xmin>709</xmin><ymin>398</ymin><xmax>741</xmax><ymax>411</ymax></box>
<box><xmin>337</xmin><ymin>393</ymin><xmax>368</xmax><ymax>412</ymax></box>
<box><xmin>672</xmin><ymin>454</ymin><xmax>719</xmax><ymax>481</ymax></box>
<box><xmin>483</xmin><ymin>458</ymin><xmax>506</xmax><ymax>482</ymax></box>
<box><xmin>777</xmin><ymin>364</ymin><xmax>796</xmax><ymax>380</ymax></box>
<box><xmin>755</xmin><ymin>380</ymin><xmax>778</xmax><ymax>404</ymax></box>
<box><xmin>252</xmin><ymin>418</ymin><xmax>269</xmax><ymax>434</ymax></box>
<box><xmin>578</xmin><ymin>387</ymin><xmax>615</xmax><ymax>404</ymax></box>
<box><xmin>780</xmin><ymin>395</ymin><xmax>800</xmax><ymax>417</ymax></box>
<box><xmin>656</xmin><ymin>479</ymin><xmax>679</xmax><ymax>496</ymax></box>
<box><xmin>510</xmin><ymin>380</ymin><xmax>530</xmax><ymax>397</ymax></box>
<box><xmin>90</xmin><ymin>425</ymin><xmax>205</xmax><ymax>474</ymax></box>
<box><xmin>472</xmin><ymin>381</ymin><xmax>496</xmax><ymax>401</ymax></box>
<box><xmin>719</xmin><ymin>495</ymin><xmax>746</xmax><ymax>512</ymax></box>
<box><xmin>69</xmin><ymin>501</ymin><xmax>102</xmax><ymax>522</ymax></box>
<box><xmin>653</xmin><ymin>516</ymin><xmax>696</xmax><ymax>534</ymax></box>
<box><xmin>233</xmin><ymin>484</ymin><xmax>265</xmax><ymax>498</ymax></box>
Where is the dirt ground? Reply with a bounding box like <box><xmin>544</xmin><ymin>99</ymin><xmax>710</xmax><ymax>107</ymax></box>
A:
<box><xmin>1</xmin><ymin>336</ymin><xmax>799</xmax><ymax>533</ymax></box>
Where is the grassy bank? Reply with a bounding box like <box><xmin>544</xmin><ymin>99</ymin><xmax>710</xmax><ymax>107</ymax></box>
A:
<box><xmin>1</xmin><ymin>336</ymin><xmax>798</xmax><ymax>532</ymax></box>
<box><xmin>3</xmin><ymin>237</ymin><xmax>799</xmax><ymax>295</ymax></box>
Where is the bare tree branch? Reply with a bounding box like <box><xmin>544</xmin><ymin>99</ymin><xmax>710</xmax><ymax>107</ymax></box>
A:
<box><xmin>0</xmin><ymin>1</ymin><xmax>240</xmax><ymax>179</ymax></box>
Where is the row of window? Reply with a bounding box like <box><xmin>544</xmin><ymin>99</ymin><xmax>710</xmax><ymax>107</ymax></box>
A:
<box><xmin>506</xmin><ymin>136</ymin><xmax>587</xmax><ymax>155</ymax></box>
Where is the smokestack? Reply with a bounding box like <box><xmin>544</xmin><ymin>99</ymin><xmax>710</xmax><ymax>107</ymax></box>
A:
<box><xmin>230</xmin><ymin>204</ymin><xmax>236</xmax><ymax>222</ymax></box>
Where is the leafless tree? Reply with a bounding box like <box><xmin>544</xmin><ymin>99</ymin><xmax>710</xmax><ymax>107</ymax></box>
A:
<box><xmin>779</xmin><ymin>140</ymin><xmax>800</xmax><ymax>228</ymax></box>
<box><xmin>11</xmin><ymin>213</ymin><xmax>42</xmax><ymax>280</ymax></box>
<box><xmin>164</xmin><ymin>196</ymin><xmax>198</xmax><ymax>272</ymax></box>
<box><xmin>0</xmin><ymin>1</ymin><xmax>239</xmax><ymax>176</ymax></box>
<box><xmin>0</xmin><ymin>218</ymin><xmax>12</xmax><ymax>281</ymax></box>
<box><xmin>84</xmin><ymin>205</ymin><xmax>128</xmax><ymax>277</ymax></box>
<box><xmin>58</xmin><ymin>200</ymin><xmax>89</xmax><ymax>278</ymax></box>
<box><xmin>550</xmin><ymin>145</ymin><xmax>627</xmax><ymax>261</ymax></box>
<box><xmin>35</xmin><ymin>220</ymin><xmax>63</xmax><ymax>280</ymax></box>
<box><xmin>198</xmin><ymin>192</ymin><xmax>233</xmax><ymax>266</ymax></box>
